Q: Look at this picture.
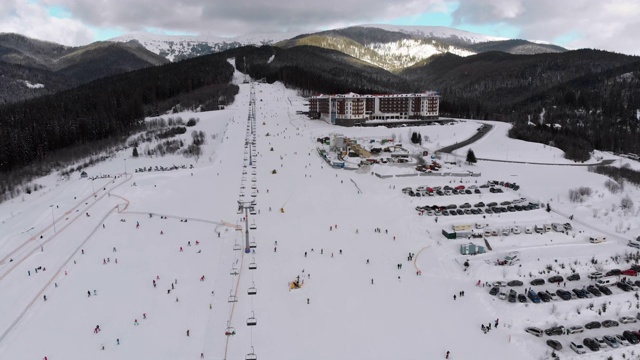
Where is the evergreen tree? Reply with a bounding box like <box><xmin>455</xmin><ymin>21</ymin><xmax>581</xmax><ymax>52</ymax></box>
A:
<box><xmin>132</xmin><ymin>147</ymin><xmax>139</xmax><ymax>158</ymax></box>
<box><xmin>546</xmin><ymin>203</ymin><xmax>551</xmax><ymax>212</ymax></box>
<box><xmin>466</xmin><ymin>149</ymin><xmax>477</xmax><ymax>164</ymax></box>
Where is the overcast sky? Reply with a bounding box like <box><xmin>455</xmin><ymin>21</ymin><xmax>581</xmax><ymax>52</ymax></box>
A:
<box><xmin>1</xmin><ymin>0</ymin><xmax>639</xmax><ymax>55</ymax></box>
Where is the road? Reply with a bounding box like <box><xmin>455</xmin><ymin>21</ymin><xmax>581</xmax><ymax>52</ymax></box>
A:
<box><xmin>436</xmin><ymin>122</ymin><xmax>615</xmax><ymax>167</ymax></box>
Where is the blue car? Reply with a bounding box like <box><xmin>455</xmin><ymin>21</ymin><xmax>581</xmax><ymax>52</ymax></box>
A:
<box><xmin>528</xmin><ymin>290</ymin><xmax>541</xmax><ymax>303</ymax></box>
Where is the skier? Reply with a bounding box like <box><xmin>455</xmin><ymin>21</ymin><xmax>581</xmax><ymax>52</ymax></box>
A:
<box><xmin>88</xmin><ymin>290</ymin><xmax>91</xmax><ymax>297</ymax></box>
<box><xmin>446</xmin><ymin>351</ymin><xmax>450</xmax><ymax>359</ymax></box>
<box><xmin>116</xmin><ymin>338</ymin><xmax>120</xmax><ymax>345</ymax></box>
<box><xmin>186</xmin><ymin>329</ymin><xmax>190</xmax><ymax>337</ymax></box>
<box><xmin>43</xmin><ymin>295</ymin><xmax>47</xmax><ymax>301</ymax></box>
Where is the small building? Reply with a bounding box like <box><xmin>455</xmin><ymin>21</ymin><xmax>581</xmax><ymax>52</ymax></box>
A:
<box><xmin>460</xmin><ymin>242</ymin><xmax>486</xmax><ymax>255</ymax></box>
<box><xmin>442</xmin><ymin>229</ymin><xmax>456</xmax><ymax>239</ymax></box>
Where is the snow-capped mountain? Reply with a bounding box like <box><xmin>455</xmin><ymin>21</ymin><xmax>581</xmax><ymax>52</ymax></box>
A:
<box><xmin>110</xmin><ymin>25</ymin><xmax>564</xmax><ymax>68</ymax></box>
<box><xmin>110</xmin><ymin>32</ymin><xmax>296</xmax><ymax>62</ymax></box>
<box><xmin>362</xmin><ymin>24</ymin><xmax>507</xmax><ymax>45</ymax></box>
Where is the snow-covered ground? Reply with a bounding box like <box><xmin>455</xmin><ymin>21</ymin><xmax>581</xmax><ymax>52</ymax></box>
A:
<box><xmin>1</xmin><ymin>65</ymin><xmax>640</xmax><ymax>360</ymax></box>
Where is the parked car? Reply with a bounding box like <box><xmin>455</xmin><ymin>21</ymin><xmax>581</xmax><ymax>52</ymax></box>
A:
<box><xmin>489</xmin><ymin>287</ymin><xmax>500</xmax><ymax>296</ymax></box>
<box><xmin>474</xmin><ymin>202</ymin><xmax>485</xmax><ymax>208</ymax></box>
<box><xmin>585</xmin><ymin>321</ymin><xmax>602</xmax><ymax>330</ymax></box>
<box><xmin>586</xmin><ymin>285</ymin><xmax>602</xmax><ymax>297</ymax></box>
<box><xmin>564</xmin><ymin>223</ymin><xmax>573</xmax><ymax>231</ymax></box>
<box><xmin>588</xmin><ymin>271</ymin><xmax>604</xmax><ymax>280</ymax></box>
<box><xmin>623</xmin><ymin>330</ymin><xmax>640</xmax><ymax>344</ymax></box>
<box><xmin>603</xmin><ymin>335</ymin><xmax>619</xmax><ymax>348</ymax></box>
<box><xmin>530</xmin><ymin>278</ymin><xmax>545</xmax><ymax>286</ymax></box>
<box><xmin>498</xmin><ymin>291</ymin><xmax>507</xmax><ymax>300</ymax></box>
<box><xmin>573</xmin><ymin>289</ymin><xmax>587</xmax><ymax>299</ymax></box>
<box><xmin>617</xmin><ymin>282</ymin><xmax>633</xmax><ymax>292</ymax></box>
<box><xmin>507</xmin><ymin>280</ymin><xmax>523</xmax><ymax>287</ymax></box>
<box><xmin>583</xmin><ymin>337</ymin><xmax>600</xmax><ymax>351</ymax></box>
<box><xmin>606</xmin><ymin>269</ymin><xmax>622</xmax><ymax>276</ymax></box>
<box><xmin>616</xmin><ymin>334</ymin><xmax>630</xmax><ymax>346</ymax></box>
<box><xmin>602</xmin><ymin>320</ymin><xmax>619</xmax><ymax>328</ymax></box>
<box><xmin>595</xmin><ymin>336</ymin><xmax>608</xmax><ymax>349</ymax></box>
<box><xmin>545</xmin><ymin>326</ymin><xmax>565</xmax><ymax>336</ymax></box>
<box><xmin>486</xmin><ymin>202</ymin><xmax>498</xmax><ymax>207</ymax></box>
<box><xmin>622</xmin><ymin>269</ymin><xmax>638</xmax><ymax>277</ymax></box>
<box><xmin>556</xmin><ymin>289</ymin><xmax>572</xmax><ymax>300</ymax></box>
<box><xmin>517</xmin><ymin>294</ymin><xmax>527</xmax><ymax>303</ymax></box>
<box><xmin>524</xmin><ymin>226</ymin><xmax>533</xmax><ymax>234</ymax></box>
<box><xmin>570</xmin><ymin>341</ymin><xmax>586</xmax><ymax>354</ymax></box>
<box><xmin>546</xmin><ymin>339</ymin><xmax>563</xmax><ymax>351</ymax></box>
<box><xmin>566</xmin><ymin>325</ymin><xmax>584</xmax><ymax>335</ymax></box>
<box><xmin>460</xmin><ymin>203</ymin><xmax>472</xmax><ymax>208</ymax></box>
<box><xmin>548</xmin><ymin>275</ymin><xmax>564</xmax><ymax>283</ymax></box>
<box><xmin>537</xmin><ymin>291</ymin><xmax>551</xmax><ymax>302</ymax></box>
<box><xmin>620</xmin><ymin>316</ymin><xmax>637</xmax><ymax>324</ymax></box>
<box><xmin>525</xmin><ymin>327</ymin><xmax>544</xmax><ymax>337</ymax></box>
<box><xmin>567</xmin><ymin>273</ymin><xmax>581</xmax><ymax>281</ymax></box>
<box><xmin>528</xmin><ymin>290</ymin><xmax>541</xmax><ymax>303</ymax></box>
<box><xmin>508</xmin><ymin>289</ymin><xmax>517</xmax><ymax>303</ymax></box>
<box><xmin>493</xmin><ymin>281</ymin><xmax>507</xmax><ymax>287</ymax></box>
<box><xmin>511</xmin><ymin>226</ymin><xmax>521</xmax><ymax>234</ymax></box>
<box><xmin>596</xmin><ymin>284</ymin><xmax>612</xmax><ymax>295</ymax></box>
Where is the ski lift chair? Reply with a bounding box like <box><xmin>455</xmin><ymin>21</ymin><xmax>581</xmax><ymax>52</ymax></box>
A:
<box><xmin>249</xmin><ymin>258</ymin><xmax>257</xmax><ymax>270</ymax></box>
<box><xmin>245</xmin><ymin>347</ymin><xmax>257</xmax><ymax>360</ymax></box>
<box><xmin>247</xmin><ymin>311</ymin><xmax>257</xmax><ymax>326</ymax></box>
<box><xmin>248</xmin><ymin>282</ymin><xmax>257</xmax><ymax>295</ymax></box>
<box><xmin>225</xmin><ymin>322</ymin><xmax>236</xmax><ymax>336</ymax></box>
<box><xmin>230</xmin><ymin>266</ymin><xmax>239</xmax><ymax>275</ymax></box>
<box><xmin>228</xmin><ymin>290</ymin><xmax>238</xmax><ymax>302</ymax></box>
<box><xmin>250</xmin><ymin>222</ymin><xmax>257</xmax><ymax>230</ymax></box>
<box><xmin>249</xmin><ymin>239</ymin><xmax>257</xmax><ymax>248</ymax></box>
<box><xmin>233</xmin><ymin>242</ymin><xmax>242</xmax><ymax>251</ymax></box>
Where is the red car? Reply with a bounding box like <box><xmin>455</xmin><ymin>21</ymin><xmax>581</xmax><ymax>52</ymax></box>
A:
<box><xmin>455</xmin><ymin>185</ymin><xmax>465</xmax><ymax>190</ymax></box>
<box><xmin>622</xmin><ymin>269</ymin><xmax>638</xmax><ymax>277</ymax></box>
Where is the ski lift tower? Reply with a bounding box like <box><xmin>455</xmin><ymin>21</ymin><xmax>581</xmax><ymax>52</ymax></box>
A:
<box><xmin>237</xmin><ymin>200</ymin><xmax>256</xmax><ymax>253</ymax></box>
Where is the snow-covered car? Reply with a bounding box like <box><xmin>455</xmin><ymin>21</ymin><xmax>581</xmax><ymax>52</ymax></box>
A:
<box><xmin>620</xmin><ymin>316</ymin><xmax>637</xmax><ymax>324</ymax></box>
<box><xmin>594</xmin><ymin>336</ymin><xmax>608</xmax><ymax>349</ymax></box>
<box><xmin>570</xmin><ymin>342</ymin><xmax>586</xmax><ymax>354</ymax></box>
<box><xmin>493</xmin><ymin>281</ymin><xmax>507</xmax><ymax>287</ymax></box>
<box><xmin>602</xmin><ymin>320</ymin><xmax>619</xmax><ymax>328</ymax></box>
<box><xmin>524</xmin><ymin>226</ymin><xmax>533</xmax><ymax>234</ymax></box>
<box><xmin>484</xmin><ymin>230</ymin><xmax>492</xmax><ymax>237</ymax></box>
<box><xmin>525</xmin><ymin>327</ymin><xmax>543</xmax><ymax>337</ymax></box>
<box><xmin>603</xmin><ymin>335</ymin><xmax>619</xmax><ymax>348</ymax></box>
<box><xmin>615</xmin><ymin>334</ymin><xmax>630</xmax><ymax>346</ymax></box>
<box><xmin>498</xmin><ymin>292</ymin><xmax>507</xmax><ymax>300</ymax></box>
<box><xmin>511</xmin><ymin>226</ymin><xmax>521</xmax><ymax>234</ymax></box>
<box><xmin>546</xmin><ymin>339</ymin><xmax>562</xmax><ymax>351</ymax></box>
<box><xmin>588</xmin><ymin>272</ymin><xmax>604</xmax><ymax>280</ymax></box>
<box><xmin>566</xmin><ymin>326</ymin><xmax>584</xmax><ymax>334</ymax></box>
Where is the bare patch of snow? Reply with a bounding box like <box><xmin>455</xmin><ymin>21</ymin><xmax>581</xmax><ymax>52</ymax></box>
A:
<box><xmin>22</xmin><ymin>80</ymin><xmax>44</xmax><ymax>89</ymax></box>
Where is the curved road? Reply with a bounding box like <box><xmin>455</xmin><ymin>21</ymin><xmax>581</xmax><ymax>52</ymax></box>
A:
<box><xmin>436</xmin><ymin>122</ymin><xmax>615</xmax><ymax>167</ymax></box>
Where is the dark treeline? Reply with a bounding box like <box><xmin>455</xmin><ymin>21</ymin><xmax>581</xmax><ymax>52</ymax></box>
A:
<box><xmin>227</xmin><ymin>46</ymin><xmax>412</xmax><ymax>95</ymax></box>
<box><xmin>0</xmin><ymin>53</ymin><xmax>237</xmax><ymax>173</ymax></box>
<box><xmin>589</xmin><ymin>164</ymin><xmax>640</xmax><ymax>187</ymax></box>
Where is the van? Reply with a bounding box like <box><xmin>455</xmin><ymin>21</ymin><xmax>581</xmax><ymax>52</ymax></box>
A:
<box><xmin>596</xmin><ymin>276</ymin><xmax>619</xmax><ymax>287</ymax></box>
<box><xmin>590</xmin><ymin>237</ymin><xmax>607</xmax><ymax>244</ymax></box>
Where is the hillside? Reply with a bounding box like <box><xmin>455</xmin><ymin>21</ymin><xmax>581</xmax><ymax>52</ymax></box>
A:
<box><xmin>1</xmin><ymin>73</ymin><xmax>640</xmax><ymax>359</ymax></box>
<box><xmin>0</xmin><ymin>33</ymin><xmax>169</xmax><ymax>104</ymax></box>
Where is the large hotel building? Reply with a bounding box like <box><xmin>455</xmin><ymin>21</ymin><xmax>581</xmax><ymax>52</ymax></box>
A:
<box><xmin>308</xmin><ymin>92</ymin><xmax>440</xmax><ymax>126</ymax></box>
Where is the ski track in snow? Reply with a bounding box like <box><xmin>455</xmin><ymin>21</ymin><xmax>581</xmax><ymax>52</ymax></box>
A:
<box><xmin>0</xmin><ymin>67</ymin><xmax>639</xmax><ymax>360</ymax></box>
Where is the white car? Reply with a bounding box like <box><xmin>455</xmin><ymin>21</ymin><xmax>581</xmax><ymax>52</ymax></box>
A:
<box><xmin>525</xmin><ymin>226</ymin><xmax>533</xmax><ymax>234</ymax></box>
<box><xmin>620</xmin><ymin>316</ymin><xmax>637</xmax><ymax>324</ymax></box>
<box><xmin>511</xmin><ymin>226</ymin><xmax>521</xmax><ymax>234</ymax></box>
<box><xmin>615</xmin><ymin>334</ymin><xmax>630</xmax><ymax>346</ymax></box>
<box><xmin>588</xmin><ymin>272</ymin><xmax>604</xmax><ymax>280</ymax></box>
<box><xmin>525</xmin><ymin>327</ymin><xmax>543</xmax><ymax>337</ymax></box>
<box><xmin>595</xmin><ymin>337</ymin><xmax>608</xmax><ymax>349</ymax></box>
<box><xmin>498</xmin><ymin>292</ymin><xmax>507</xmax><ymax>300</ymax></box>
<box><xmin>493</xmin><ymin>281</ymin><xmax>507</xmax><ymax>287</ymax></box>
<box><xmin>570</xmin><ymin>342</ymin><xmax>586</xmax><ymax>354</ymax></box>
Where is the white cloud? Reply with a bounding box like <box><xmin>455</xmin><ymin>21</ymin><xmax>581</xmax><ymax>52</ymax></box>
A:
<box><xmin>0</xmin><ymin>0</ymin><xmax>93</xmax><ymax>45</ymax></box>
<box><xmin>453</xmin><ymin>0</ymin><xmax>640</xmax><ymax>55</ymax></box>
